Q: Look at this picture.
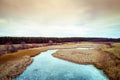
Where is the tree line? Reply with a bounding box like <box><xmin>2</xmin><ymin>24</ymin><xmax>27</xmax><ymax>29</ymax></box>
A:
<box><xmin>0</xmin><ymin>37</ymin><xmax>120</xmax><ymax>44</ymax></box>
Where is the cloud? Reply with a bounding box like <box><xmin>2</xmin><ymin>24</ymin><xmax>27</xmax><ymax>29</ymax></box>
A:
<box><xmin>0</xmin><ymin>0</ymin><xmax>120</xmax><ymax>38</ymax></box>
<box><xmin>0</xmin><ymin>19</ymin><xmax>8</xmax><ymax>25</ymax></box>
<box><xmin>0</xmin><ymin>0</ymin><xmax>120</xmax><ymax>24</ymax></box>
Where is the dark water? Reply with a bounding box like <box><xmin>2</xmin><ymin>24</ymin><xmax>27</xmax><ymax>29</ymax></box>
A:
<box><xmin>14</xmin><ymin>50</ymin><xmax>109</xmax><ymax>80</ymax></box>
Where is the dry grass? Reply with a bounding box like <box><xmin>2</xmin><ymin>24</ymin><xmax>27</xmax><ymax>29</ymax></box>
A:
<box><xmin>76</xmin><ymin>42</ymin><xmax>108</xmax><ymax>49</ymax></box>
<box><xmin>0</xmin><ymin>42</ymin><xmax>119</xmax><ymax>80</ymax></box>
<box><xmin>0</xmin><ymin>43</ymin><xmax>78</xmax><ymax>64</ymax></box>
<box><xmin>47</xmin><ymin>42</ymin><xmax>79</xmax><ymax>49</ymax></box>
<box><xmin>52</xmin><ymin>42</ymin><xmax>120</xmax><ymax>80</ymax></box>
<box><xmin>100</xmin><ymin>42</ymin><xmax>120</xmax><ymax>80</ymax></box>
<box><xmin>0</xmin><ymin>47</ymin><xmax>48</xmax><ymax>64</ymax></box>
<box><xmin>102</xmin><ymin>43</ymin><xmax>120</xmax><ymax>59</ymax></box>
<box><xmin>52</xmin><ymin>48</ymin><xmax>114</xmax><ymax>68</ymax></box>
<box><xmin>0</xmin><ymin>56</ymin><xmax>33</xmax><ymax>79</ymax></box>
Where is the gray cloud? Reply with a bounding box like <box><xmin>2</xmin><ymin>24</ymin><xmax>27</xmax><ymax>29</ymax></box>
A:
<box><xmin>0</xmin><ymin>0</ymin><xmax>120</xmax><ymax>38</ymax></box>
<box><xmin>0</xmin><ymin>0</ymin><xmax>120</xmax><ymax>17</ymax></box>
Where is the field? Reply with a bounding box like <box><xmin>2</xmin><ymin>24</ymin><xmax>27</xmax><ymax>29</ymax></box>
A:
<box><xmin>0</xmin><ymin>42</ymin><xmax>120</xmax><ymax>80</ymax></box>
<box><xmin>100</xmin><ymin>43</ymin><xmax>120</xmax><ymax>80</ymax></box>
<box><xmin>52</xmin><ymin>42</ymin><xmax>120</xmax><ymax>80</ymax></box>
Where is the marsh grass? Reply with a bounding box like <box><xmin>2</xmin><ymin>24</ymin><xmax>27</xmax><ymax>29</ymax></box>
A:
<box><xmin>0</xmin><ymin>48</ymin><xmax>48</xmax><ymax>64</ymax></box>
<box><xmin>101</xmin><ymin>43</ymin><xmax>120</xmax><ymax>80</ymax></box>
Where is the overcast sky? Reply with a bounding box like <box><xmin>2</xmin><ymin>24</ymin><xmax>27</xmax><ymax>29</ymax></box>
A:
<box><xmin>0</xmin><ymin>0</ymin><xmax>120</xmax><ymax>38</ymax></box>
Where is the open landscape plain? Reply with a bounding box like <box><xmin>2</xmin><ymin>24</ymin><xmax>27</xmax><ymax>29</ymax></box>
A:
<box><xmin>0</xmin><ymin>42</ymin><xmax>120</xmax><ymax>80</ymax></box>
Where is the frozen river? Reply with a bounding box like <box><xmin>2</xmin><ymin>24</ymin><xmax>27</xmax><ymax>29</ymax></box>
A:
<box><xmin>14</xmin><ymin>49</ymin><xmax>109</xmax><ymax>80</ymax></box>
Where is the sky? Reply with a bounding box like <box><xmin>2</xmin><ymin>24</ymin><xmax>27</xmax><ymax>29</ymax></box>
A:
<box><xmin>0</xmin><ymin>0</ymin><xmax>120</xmax><ymax>38</ymax></box>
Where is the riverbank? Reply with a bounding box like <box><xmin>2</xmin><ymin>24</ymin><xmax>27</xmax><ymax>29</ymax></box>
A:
<box><xmin>52</xmin><ymin>49</ymin><xmax>115</xmax><ymax>68</ymax></box>
<box><xmin>0</xmin><ymin>43</ymin><xmax>78</xmax><ymax>79</ymax></box>
<box><xmin>100</xmin><ymin>43</ymin><xmax>120</xmax><ymax>80</ymax></box>
<box><xmin>0</xmin><ymin>42</ymin><xmax>119</xmax><ymax>80</ymax></box>
<box><xmin>0</xmin><ymin>56</ymin><xmax>33</xmax><ymax>80</ymax></box>
<box><xmin>52</xmin><ymin>42</ymin><xmax>120</xmax><ymax>80</ymax></box>
<box><xmin>0</xmin><ymin>47</ymin><xmax>49</xmax><ymax>80</ymax></box>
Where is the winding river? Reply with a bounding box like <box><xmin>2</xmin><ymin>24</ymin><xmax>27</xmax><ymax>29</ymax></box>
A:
<box><xmin>14</xmin><ymin>49</ymin><xmax>109</xmax><ymax>80</ymax></box>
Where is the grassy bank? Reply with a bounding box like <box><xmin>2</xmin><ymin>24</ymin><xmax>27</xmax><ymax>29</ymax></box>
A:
<box><xmin>0</xmin><ymin>42</ymin><xmax>119</xmax><ymax>80</ymax></box>
<box><xmin>101</xmin><ymin>43</ymin><xmax>120</xmax><ymax>80</ymax></box>
<box><xmin>52</xmin><ymin>42</ymin><xmax>120</xmax><ymax>80</ymax></box>
<box><xmin>0</xmin><ymin>47</ymin><xmax>48</xmax><ymax>64</ymax></box>
<box><xmin>0</xmin><ymin>42</ymin><xmax>77</xmax><ymax>64</ymax></box>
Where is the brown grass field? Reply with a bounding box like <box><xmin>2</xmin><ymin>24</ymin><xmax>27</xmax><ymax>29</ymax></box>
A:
<box><xmin>100</xmin><ymin>43</ymin><xmax>120</xmax><ymax>80</ymax></box>
<box><xmin>0</xmin><ymin>43</ymin><xmax>78</xmax><ymax>64</ymax></box>
<box><xmin>0</xmin><ymin>48</ymin><xmax>46</xmax><ymax>64</ymax></box>
<box><xmin>52</xmin><ymin>42</ymin><xmax>120</xmax><ymax>80</ymax></box>
<box><xmin>0</xmin><ymin>42</ymin><xmax>120</xmax><ymax>80</ymax></box>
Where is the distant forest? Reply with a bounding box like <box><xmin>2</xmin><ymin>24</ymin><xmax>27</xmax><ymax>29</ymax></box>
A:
<box><xmin>0</xmin><ymin>37</ymin><xmax>120</xmax><ymax>44</ymax></box>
